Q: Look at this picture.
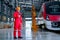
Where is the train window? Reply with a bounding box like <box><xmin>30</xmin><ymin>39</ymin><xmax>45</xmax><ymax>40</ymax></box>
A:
<box><xmin>39</xmin><ymin>6</ymin><xmax>44</xmax><ymax>17</ymax></box>
<box><xmin>46</xmin><ymin>4</ymin><xmax>60</xmax><ymax>15</ymax></box>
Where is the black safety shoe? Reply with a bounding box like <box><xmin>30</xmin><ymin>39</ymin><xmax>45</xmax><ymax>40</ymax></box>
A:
<box><xmin>14</xmin><ymin>37</ymin><xmax>18</xmax><ymax>39</ymax></box>
<box><xmin>18</xmin><ymin>37</ymin><xmax>23</xmax><ymax>39</ymax></box>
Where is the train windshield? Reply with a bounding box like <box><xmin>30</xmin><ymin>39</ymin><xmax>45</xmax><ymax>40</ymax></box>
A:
<box><xmin>46</xmin><ymin>4</ymin><xmax>60</xmax><ymax>15</ymax></box>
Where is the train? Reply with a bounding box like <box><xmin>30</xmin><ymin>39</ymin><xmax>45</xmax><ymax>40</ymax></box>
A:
<box><xmin>38</xmin><ymin>1</ymin><xmax>60</xmax><ymax>31</ymax></box>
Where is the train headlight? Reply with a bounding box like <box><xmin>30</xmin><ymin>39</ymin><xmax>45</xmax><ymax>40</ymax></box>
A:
<box><xmin>52</xmin><ymin>22</ymin><xmax>58</xmax><ymax>27</ymax></box>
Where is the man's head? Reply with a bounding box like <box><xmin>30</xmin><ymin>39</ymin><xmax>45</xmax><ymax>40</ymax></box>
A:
<box><xmin>16</xmin><ymin>6</ymin><xmax>20</xmax><ymax>11</ymax></box>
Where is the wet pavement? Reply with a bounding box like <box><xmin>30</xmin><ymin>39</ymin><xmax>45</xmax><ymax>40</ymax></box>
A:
<box><xmin>0</xmin><ymin>21</ymin><xmax>60</xmax><ymax>40</ymax></box>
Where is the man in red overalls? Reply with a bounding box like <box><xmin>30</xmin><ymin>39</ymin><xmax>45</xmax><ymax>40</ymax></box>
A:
<box><xmin>13</xmin><ymin>6</ymin><xmax>22</xmax><ymax>39</ymax></box>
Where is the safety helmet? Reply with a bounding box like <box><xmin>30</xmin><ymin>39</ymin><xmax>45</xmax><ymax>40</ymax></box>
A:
<box><xmin>16</xmin><ymin>6</ymin><xmax>20</xmax><ymax>11</ymax></box>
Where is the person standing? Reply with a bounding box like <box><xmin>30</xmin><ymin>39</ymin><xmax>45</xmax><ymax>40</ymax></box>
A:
<box><xmin>31</xmin><ymin>5</ymin><xmax>38</xmax><ymax>32</ymax></box>
<box><xmin>13</xmin><ymin>6</ymin><xmax>22</xmax><ymax>39</ymax></box>
<box><xmin>31</xmin><ymin>5</ymin><xmax>38</xmax><ymax>40</ymax></box>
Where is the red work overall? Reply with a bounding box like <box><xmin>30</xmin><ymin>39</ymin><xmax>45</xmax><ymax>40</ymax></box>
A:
<box><xmin>13</xmin><ymin>11</ymin><xmax>22</xmax><ymax>37</ymax></box>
